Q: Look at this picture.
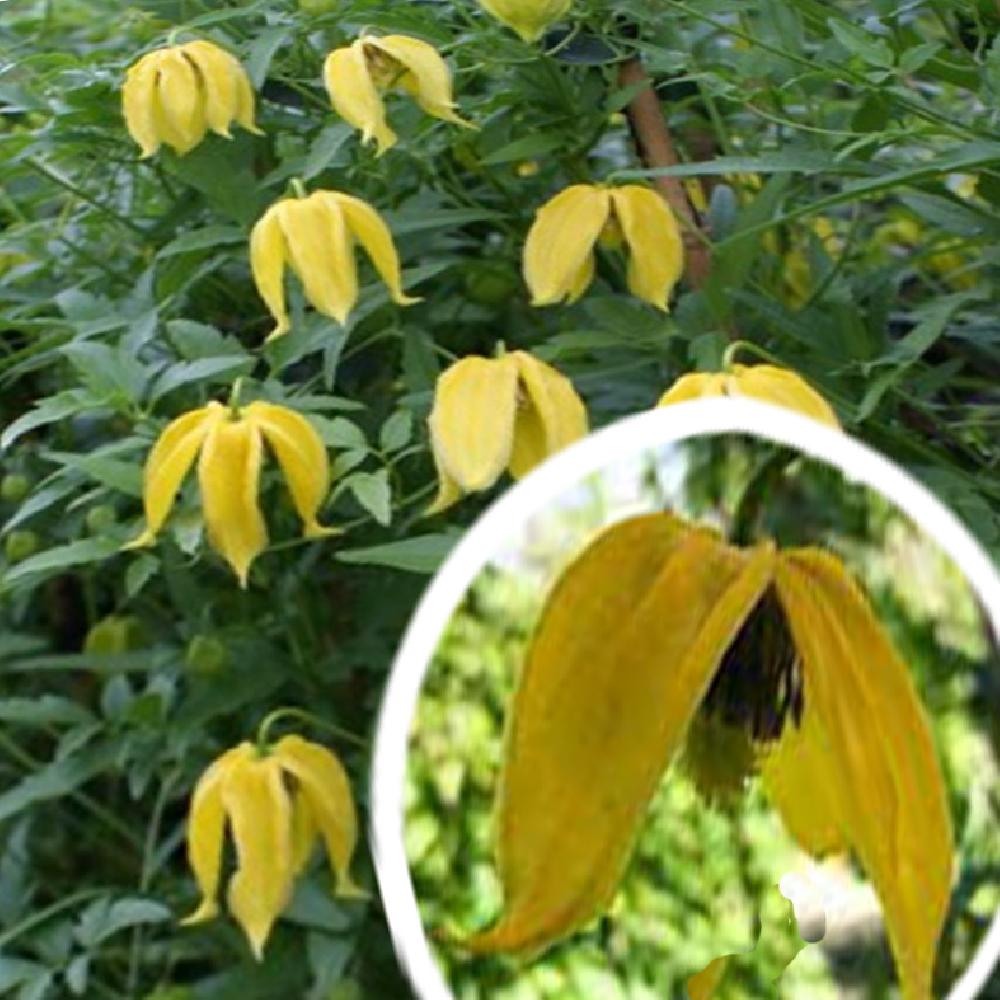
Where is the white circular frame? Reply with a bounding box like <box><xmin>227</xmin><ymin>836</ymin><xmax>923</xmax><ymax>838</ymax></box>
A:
<box><xmin>371</xmin><ymin>398</ymin><xmax>1000</xmax><ymax>1000</ymax></box>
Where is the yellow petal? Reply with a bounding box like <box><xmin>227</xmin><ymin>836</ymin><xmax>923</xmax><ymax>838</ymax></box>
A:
<box><xmin>478</xmin><ymin>0</ymin><xmax>572</xmax><ymax>42</ymax></box>
<box><xmin>507</xmin><ymin>351</ymin><xmax>587</xmax><ymax>479</ymax></box>
<box><xmin>609</xmin><ymin>185</ymin><xmax>684</xmax><ymax>310</ymax></box>
<box><xmin>565</xmin><ymin>251</ymin><xmax>594</xmax><ymax>305</ymax></box>
<box><xmin>221</xmin><ymin>751</ymin><xmax>294</xmax><ymax>960</ymax></box>
<box><xmin>323</xmin><ymin>42</ymin><xmax>396</xmax><ymax>155</ymax></box>
<box><xmin>232</xmin><ymin>56</ymin><xmax>262</xmax><ymax>136</ymax></box>
<box><xmin>124</xmin><ymin>403</ymin><xmax>223</xmax><ymax>550</ymax></box>
<box><xmin>325</xmin><ymin>192</ymin><xmax>420</xmax><ymax>308</ymax></box>
<box><xmin>180</xmin><ymin>743</ymin><xmax>255</xmax><ymax>926</ymax></box>
<box><xmin>428</xmin><ymin>355</ymin><xmax>519</xmax><ymax>495</ymax></box>
<box><xmin>523</xmin><ymin>185</ymin><xmax>610</xmax><ymax>306</ymax></box>
<box><xmin>425</xmin><ymin>450</ymin><xmax>464</xmax><ymax>516</ymax></box>
<box><xmin>776</xmin><ymin>549</ymin><xmax>953</xmax><ymax>1000</ymax></box>
<box><xmin>687</xmin><ymin>955</ymin><xmax>729</xmax><ymax>1000</ymax></box>
<box><xmin>154</xmin><ymin>49</ymin><xmax>207</xmax><ymax>155</ymax></box>
<box><xmin>729</xmin><ymin>364</ymin><xmax>839</xmax><ymax>428</ymax></box>
<box><xmin>656</xmin><ymin>372</ymin><xmax>727</xmax><ymax>408</ymax></box>
<box><xmin>278</xmin><ymin>195</ymin><xmax>357</xmax><ymax>326</ymax></box>
<box><xmin>274</xmin><ymin>735</ymin><xmax>365</xmax><ymax>897</ymax></box>
<box><xmin>122</xmin><ymin>53</ymin><xmax>162</xmax><ymax>158</ymax></box>
<box><xmin>249</xmin><ymin>205</ymin><xmax>290</xmax><ymax>340</ymax></box>
<box><xmin>243</xmin><ymin>401</ymin><xmax>337</xmax><ymax>538</ymax></box>
<box><xmin>197</xmin><ymin>417</ymin><xmax>267</xmax><ymax>587</ymax></box>
<box><xmin>290</xmin><ymin>789</ymin><xmax>318</xmax><ymax>876</ymax></box>
<box><xmin>466</xmin><ymin>515</ymin><xmax>775</xmax><ymax>954</ymax></box>
<box><xmin>181</xmin><ymin>41</ymin><xmax>238</xmax><ymax>138</ymax></box>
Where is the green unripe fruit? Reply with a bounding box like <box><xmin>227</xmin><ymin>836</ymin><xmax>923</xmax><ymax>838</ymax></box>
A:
<box><xmin>5</xmin><ymin>530</ymin><xmax>38</xmax><ymax>562</ymax></box>
<box><xmin>84</xmin><ymin>615</ymin><xmax>142</xmax><ymax>655</ymax></box>
<box><xmin>0</xmin><ymin>474</ymin><xmax>30</xmax><ymax>502</ymax></box>
<box><xmin>85</xmin><ymin>505</ymin><xmax>117</xmax><ymax>534</ymax></box>
<box><xmin>463</xmin><ymin>264</ymin><xmax>519</xmax><ymax>306</ymax></box>
<box><xmin>184</xmin><ymin>635</ymin><xmax>229</xmax><ymax>676</ymax></box>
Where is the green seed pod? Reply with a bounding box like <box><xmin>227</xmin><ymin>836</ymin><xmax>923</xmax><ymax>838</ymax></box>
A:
<box><xmin>0</xmin><ymin>474</ymin><xmax>30</xmax><ymax>502</ymax></box>
<box><xmin>4</xmin><ymin>530</ymin><xmax>38</xmax><ymax>562</ymax></box>
<box><xmin>85</xmin><ymin>504</ymin><xmax>117</xmax><ymax>534</ymax></box>
<box><xmin>84</xmin><ymin>615</ymin><xmax>142</xmax><ymax>655</ymax></box>
<box><xmin>184</xmin><ymin>635</ymin><xmax>230</xmax><ymax>676</ymax></box>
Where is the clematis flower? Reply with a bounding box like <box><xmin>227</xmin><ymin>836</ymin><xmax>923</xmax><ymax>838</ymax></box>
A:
<box><xmin>122</xmin><ymin>39</ymin><xmax>261</xmax><ymax>157</ymax></box>
<box><xmin>124</xmin><ymin>400</ymin><xmax>335</xmax><ymax>586</ymax></box>
<box><xmin>658</xmin><ymin>362</ymin><xmax>839</xmax><ymax>428</ymax></box>
<box><xmin>464</xmin><ymin>512</ymin><xmax>953</xmax><ymax>1000</ymax></box>
<box><xmin>478</xmin><ymin>0</ymin><xmax>572</xmax><ymax>42</ymax></box>
<box><xmin>323</xmin><ymin>34</ymin><xmax>472</xmax><ymax>156</ymax></box>
<box><xmin>523</xmin><ymin>184</ymin><xmax>684</xmax><ymax>310</ymax></box>
<box><xmin>427</xmin><ymin>350</ymin><xmax>588</xmax><ymax>513</ymax></box>
<box><xmin>250</xmin><ymin>187</ymin><xmax>419</xmax><ymax>339</ymax></box>
<box><xmin>181</xmin><ymin>734</ymin><xmax>363</xmax><ymax>959</ymax></box>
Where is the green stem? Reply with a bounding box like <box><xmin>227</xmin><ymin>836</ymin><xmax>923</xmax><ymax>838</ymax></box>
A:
<box><xmin>730</xmin><ymin>447</ymin><xmax>798</xmax><ymax>546</ymax></box>
<box><xmin>256</xmin><ymin>707</ymin><xmax>367</xmax><ymax>751</ymax></box>
<box><xmin>721</xmin><ymin>340</ymin><xmax>786</xmax><ymax>370</ymax></box>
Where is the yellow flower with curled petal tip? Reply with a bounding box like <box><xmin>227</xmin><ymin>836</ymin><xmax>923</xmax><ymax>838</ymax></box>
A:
<box><xmin>124</xmin><ymin>399</ymin><xmax>336</xmax><ymax>586</ymax></box>
<box><xmin>523</xmin><ymin>184</ymin><xmax>684</xmax><ymax>310</ymax></box>
<box><xmin>658</xmin><ymin>363</ymin><xmax>839</xmax><ymax>428</ymax></box>
<box><xmin>464</xmin><ymin>512</ymin><xmax>953</xmax><ymax>1000</ymax></box>
<box><xmin>181</xmin><ymin>734</ymin><xmax>363</xmax><ymax>959</ymax></box>
<box><xmin>122</xmin><ymin>39</ymin><xmax>261</xmax><ymax>158</ymax></box>
<box><xmin>323</xmin><ymin>34</ymin><xmax>472</xmax><ymax>156</ymax></box>
<box><xmin>427</xmin><ymin>350</ymin><xmax>588</xmax><ymax>514</ymax></box>
<box><xmin>478</xmin><ymin>0</ymin><xmax>572</xmax><ymax>42</ymax></box>
<box><xmin>250</xmin><ymin>187</ymin><xmax>420</xmax><ymax>339</ymax></box>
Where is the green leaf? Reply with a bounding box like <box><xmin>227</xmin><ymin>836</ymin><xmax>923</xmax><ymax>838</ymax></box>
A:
<box><xmin>1</xmin><ymin>538</ymin><xmax>120</xmax><ymax>592</ymax></box>
<box><xmin>149</xmin><ymin>356</ymin><xmax>254</xmax><ymax>402</ymax></box>
<box><xmin>44</xmin><ymin>451</ymin><xmax>143</xmax><ymax>496</ymax></box>
<box><xmin>346</xmin><ymin>470</ymin><xmax>392</xmax><ymax>526</ymax></box>
<box><xmin>303</xmin><ymin>123</ymin><xmax>354</xmax><ymax>180</ymax></box>
<box><xmin>479</xmin><ymin>135</ymin><xmax>565</xmax><ymax>166</ymax></box>
<box><xmin>1</xmin><ymin>391</ymin><xmax>102</xmax><ymax>452</ymax></box>
<box><xmin>336</xmin><ymin>531</ymin><xmax>461</xmax><ymax>573</ymax></box>
<box><xmin>158</xmin><ymin>225</ymin><xmax>245</xmax><ymax>258</ymax></box>
<box><xmin>827</xmin><ymin>18</ymin><xmax>894</xmax><ymax>68</ymax></box>
<box><xmin>0</xmin><ymin>696</ymin><xmax>94</xmax><ymax>726</ymax></box>
<box><xmin>313</xmin><ymin>416</ymin><xmax>368</xmax><ymax>451</ymax></box>
<box><xmin>379</xmin><ymin>410</ymin><xmax>413</xmax><ymax>453</ymax></box>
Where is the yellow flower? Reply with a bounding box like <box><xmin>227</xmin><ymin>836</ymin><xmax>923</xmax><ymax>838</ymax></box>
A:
<box><xmin>464</xmin><ymin>512</ymin><xmax>953</xmax><ymax>1000</ymax></box>
<box><xmin>124</xmin><ymin>400</ymin><xmax>336</xmax><ymax>586</ymax></box>
<box><xmin>427</xmin><ymin>350</ymin><xmax>588</xmax><ymax>514</ymax></box>
<box><xmin>122</xmin><ymin>40</ymin><xmax>261</xmax><ymax>158</ymax></box>
<box><xmin>181</xmin><ymin>734</ymin><xmax>363</xmax><ymax>959</ymax></box>
<box><xmin>523</xmin><ymin>184</ymin><xmax>684</xmax><ymax>310</ymax></box>
<box><xmin>658</xmin><ymin>363</ymin><xmax>839</xmax><ymax>428</ymax></box>
<box><xmin>250</xmin><ymin>187</ymin><xmax>419</xmax><ymax>339</ymax></box>
<box><xmin>478</xmin><ymin>0</ymin><xmax>572</xmax><ymax>42</ymax></box>
<box><xmin>323</xmin><ymin>34</ymin><xmax>472</xmax><ymax>156</ymax></box>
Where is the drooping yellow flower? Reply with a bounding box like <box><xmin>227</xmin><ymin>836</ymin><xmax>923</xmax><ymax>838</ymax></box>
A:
<box><xmin>250</xmin><ymin>187</ymin><xmax>419</xmax><ymax>339</ymax></box>
<box><xmin>124</xmin><ymin>400</ymin><xmax>335</xmax><ymax>586</ymax></box>
<box><xmin>323</xmin><ymin>34</ymin><xmax>472</xmax><ymax>156</ymax></box>
<box><xmin>478</xmin><ymin>0</ymin><xmax>572</xmax><ymax>42</ymax></box>
<box><xmin>122</xmin><ymin>39</ymin><xmax>261</xmax><ymax>157</ymax></box>
<box><xmin>463</xmin><ymin>512</ymin><xmax>953</xmax><ymax>1000</ymax></box>
<box><xmin>658</xmin><ymin>363</ymin><xmax>839</xmax><ymax>428</ymax></box>
<box><xmin>523</xmin><ymin>184</ymin><xmax>684</xmax><ymax>310</ymax></box>
<box><xmin>427</xmin><ymin>350</ymin><xmax>588</xmax><ymax>514</ymax></box>
<box><xmin>181</xmin><ymin>734</ymin><xmax>363</xmax><ymax>959</ymax></box>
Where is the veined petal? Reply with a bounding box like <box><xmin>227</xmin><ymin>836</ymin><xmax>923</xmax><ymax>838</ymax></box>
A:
<box><xmin>274</xmin><ymin>736</ymin><xmax>365</xmax><ymax>897</ymax></box>
<box><xmin>507</xmin><ymin>351</ymin><xmax>587</xmax><ymax>480</ymax></box>
<box><xmin>122</xmin><ymin>53</ymin><xmax>162</xmax><ymax>158</ymax></box>
<box><xmin>656</xmin><ymin>372</ymin><xmax>727</xmax><ymax>408</ymax></box>
<box><xmin>221</xmin><ymin>751</ymin><xmax>294</xmax><ymax>960</ymax></box>
<box><xmin>523</xmin><ymin>185</ymin><xmax>609</xmax><ymax>306</ymax></box>
<box><xmin>776</xmin><ymin>549</ymin><xmax>953</xmax><ymax>1000</ymax></box>
<box><xmin>249</xmin><ymin>205</ymin><xmax>290</xmax><ymax>340</ymax></box>
<box><xmin>243</xmin><ymin>401</ymin><xmax>337</xmax><ymax>538</ymax></box>
<box><xmin>197</xmin><ymin>417</ymin><xmax>267</xmax><ymax>587</ymax></box>
<box><xmin>181</xmin><ymin>41</ymin><xmax>237</xmax><ymax>137</ymax></box>
<box><xmin>154</xmin><ymin>49</ymin><xmax>207</xmax><ymax>155</ymax></box>
<box><xmin>326</xmin><ymin>192</ymin><xmax>420</xmax><ymax>307</ymax></box>
<box><xmin>180</xmin><ymin>742</ymin><xmax>255</xmax><ymax>926</ymax></box>
<box><xmin>609</xmin><ymin>185</ymin><xmax>684</xmax><ymax>311</ymax></box>
<box><xmin>466</xmin><ymin>515</ymin><xmax>775</xmax><ymax>954</ymax></box>
<box><xmin>428</xmin><ymin>355</ymin><xmax>519</xmax><ymax>494</ymax></box>
<box><xmin>323</xmin><ymin>42</ymin><xmax>395</xmax><ymax>154</ymax></box>
<box><xmin>278</xmin><ymin>195</ymin><xmax>357</xmax><ymax>326</ymax></box>
<box><xmin>124</xmin><ymin>403</ymin><xmax>223</xmax><ymax>550</ymax></box>
<box><xmin>730</xmin><ymin>364</ymin><xmax>839</xmax><ymax>428</ymax></box>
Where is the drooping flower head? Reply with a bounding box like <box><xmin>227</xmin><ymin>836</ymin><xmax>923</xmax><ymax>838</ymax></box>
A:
<box><xmin>323</xmin><ymin>34</ymin><xmax>472</xmax><ymax>156</ymax></box>
<box><xmin>250</xmin><ymin>187</ymin><xmax>419</xmax><ymax>339</ymax></box>
<box><xmin>182</xmin><ymin>735</ymin><xmax>363</xmax><ymax>959</ymax></box>
<box><xmin>464</xmin><ymin>512</ymin><xmax>953</xmax><ymax>1000</ymax></box>
<box><xmin>124</xmin><ymin>400</ymin><xmax>335</xmax><ymax>586</ymax></box>
<box><xmin>524</xmin><ymin>184</ymin><xmax>684</xmax><ymax>310</ymax></box>
<box><xmin>478</xmin><ymin>0</ymin><xmax>572</xmax><ymax>42</ymax></box>
<box><xmin>122</xmin><ymin>39</ymin><xmax>261</xmax><ymax>157</ymax></box>
<box><xmin>427</xmin><ymin>350</ymin><xmax>588</xmax><ymax>513</ymax></box>
<box><xmin>658</xmin><ymin>362</ymin><xmax>839</xmax><ymax>428</ymax></box>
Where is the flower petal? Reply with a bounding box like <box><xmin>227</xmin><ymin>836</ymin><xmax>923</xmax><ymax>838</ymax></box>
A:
<box><xmin>249</xmin><ymin>205</ymin><xmax>290</xmax><ymax>339</ymax></box>
<box><xmin>775</xmin><ymin>549</ymin><xmax>953</xmax><ymax>1000</ymax></box>
<box><xmin>274</xmin><ymin>735</ymin><xmax>365</xmax><ymax>897</ymax></box>
<box><xmin>478</xmin><ymin>0</ymin><xmax>572</xmax><ymax>42</ymax></box>
<box><xmin>154</xmin><ymin>49</ymin><xmax>206</xmax><ymax>155</ymax></box>
<box><xmin>323</xmin><ymin>42</ymin><xmax>395</xmax><ymax>154</ymax></box>
<box><xmin>181</xmin><ymin>41</ymin><xmax>237</xmax><ymax>137</ymax></box>
<box><xmin>290</xmin><ymin>788</ymin><xmax>318</xmax><ymax>876</ymax></box>
<box><xmin>609</xmin><ymin>185</ymin><xmax>684</xmax><ymax>310</ymax></box>
<box><xmin>730</xmin><ymin>364</ymin><xmax>839</xmax><ymax>428</ymax></box>
<box><xmin>523</xmin><ymin>185</ymin><xmax>609</xmax><ymax>306</ymax></box>
<box><xmin>656</xmin><ymin>372</ymin><xmax>728</xmax><ymax>408</ymax></box>
<box><xmin>465</xmin><ymin>515</ymin><xmax>775</xmax><ymax>954</ymax></box>
<box><xmin>122</xmin><ymin>53</ymin><xmax>163</xmax><ymax>158</ymax></box>
<box><xmin>197</xmin><ymin>417</ymin><xmax>267</xmax><ymax>587</ymax></box>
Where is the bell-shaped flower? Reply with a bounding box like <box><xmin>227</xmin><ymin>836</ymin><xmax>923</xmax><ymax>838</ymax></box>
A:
<box><xmin>124</xmin><ymin>400</ymin><xmax>336</xmax><ymax>586</ymax></box>
<box><xmin>181</xmin><ymin>734</ymin><xmax>363</xmax><ymax>959</ymax></box>
<box><xmin>323</xmin><ymin>34</ymin><xmax>472</xmax><ymax>156</ymax></box>
<box><xmin>463</xmin><ymin>512</ymin><xmax>953</xmax><ymax>1000</ymax></box>
<box><xmin>658</xmin><ymin>362</ymin><xmax>839</xmax><ymax>428</ymax></box>
<box><xmin>250</xmin><ymin>187</ymin><xmax>419</xmax><ymax>339</ymax></box>
<box><xmin>478</xmin><ymin>0</ymin><xmax>573</xmax><ymax>42</ymax></box>
<box><xmin>427</xmin><ymin>350</ymin><xmax>588</xmax><ymax>514</ymax></box>
<box><xmin>122</xmin><ymin>39</ymin><xmax>261</xmax><ymax>157</ymax></box>
<box><xmin>524</xmin><ymin>184</ymin><xmax>684</xmax><ymax>310</ymax></box>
